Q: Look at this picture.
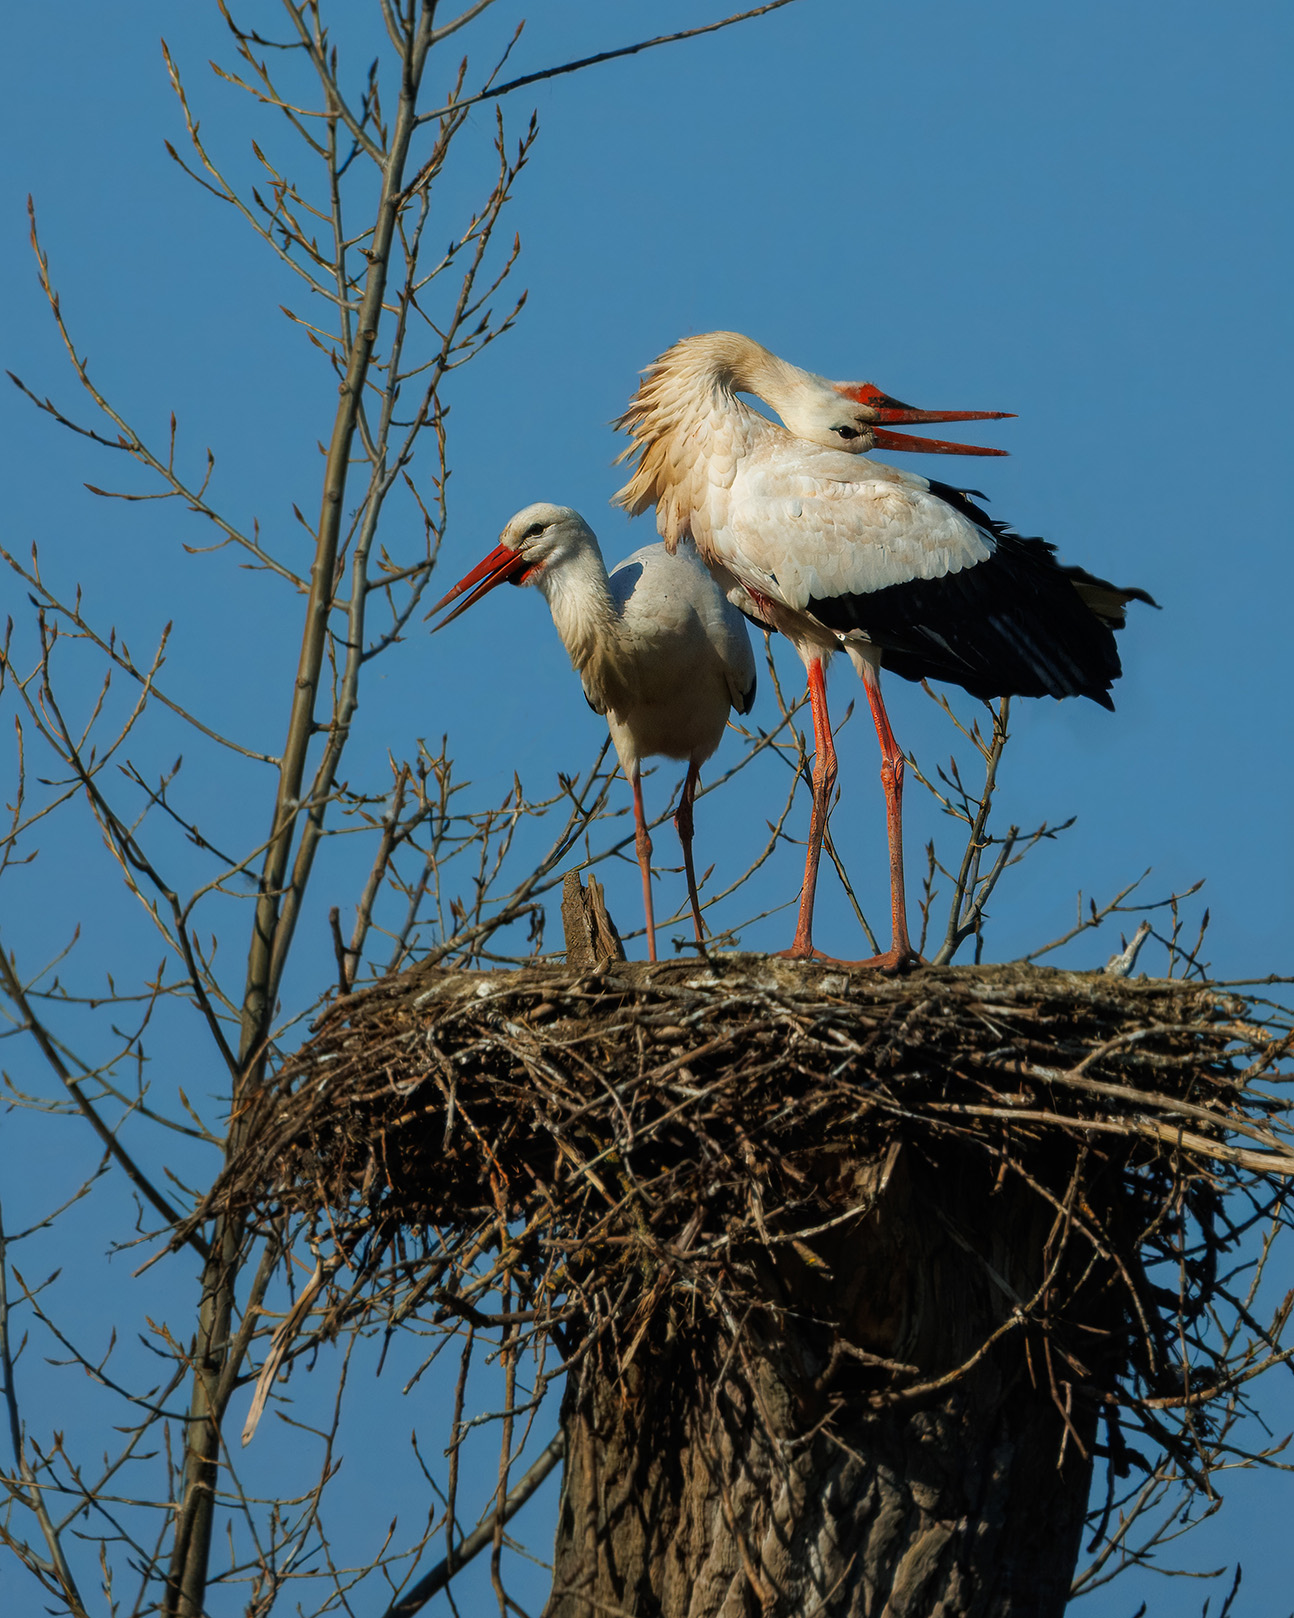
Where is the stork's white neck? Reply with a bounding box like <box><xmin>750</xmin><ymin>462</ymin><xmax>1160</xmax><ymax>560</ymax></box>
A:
<box><xmin>533</xmin><ymin>541</ymin><xmax>628</xmax><ymax>705</ymax></box>
<box><xmin>683</xmin><ymin>331</ymin><xmax>800</xmax><ymax>404</ymax></box>
<box><xmin>646</xmin><ymin>331</ymin><xmax>815</xmax><ymax>442</ymax></box>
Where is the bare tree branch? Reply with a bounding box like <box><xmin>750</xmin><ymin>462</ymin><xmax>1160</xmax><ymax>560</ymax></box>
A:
<box><xmin>413</xmin><ymin>1</ymin><xmax>807</xmax><ymax>125</ymax></box>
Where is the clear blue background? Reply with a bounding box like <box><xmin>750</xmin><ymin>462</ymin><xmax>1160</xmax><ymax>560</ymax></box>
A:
<box><xmin>2</xmin><ymin>3</ymin><xmax>1291</xmax><ymax>1613</ymax></box>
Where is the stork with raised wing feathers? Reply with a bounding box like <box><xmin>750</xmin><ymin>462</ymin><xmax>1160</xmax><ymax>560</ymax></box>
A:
<box><xmin>615</xmin><ymin>331</ymin><xmax>1155</xmax><ymax>970</ymax></box>
<box><xmin>430</xmin><ymin>503</ymin><xmax>757</xmax><ymax>962</ymax></box>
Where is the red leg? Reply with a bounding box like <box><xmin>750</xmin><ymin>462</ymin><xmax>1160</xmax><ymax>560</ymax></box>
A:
<box><xmin>859</xmin><ymin>661</ymin><xmax>920</xmax><ymax>972</ymax></box>
<box><xmin>780</xmin><ymin>657</ymin><xmax>837</xmax><ymax>960</ymax></box>
<box><xmin>674</xmin><ymin>762</ymin><xmax>706</xmax><ymax>946</ymax></box>
<box><xmin>631</xmin><ymin>767</ymin><xmax>658</xmax><ymax>963</ymax></box>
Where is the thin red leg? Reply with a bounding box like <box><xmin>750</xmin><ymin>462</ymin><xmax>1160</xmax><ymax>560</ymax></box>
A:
<box><xmin>631</xmin><ymin>767</ymin><xmax>658</xmax><ymax>963</ymax></box>
<box><xmin>860</xmin><ymin>661</ymin><xmax>919</xmax><ymax>971</ymax></box>
<box><xmin>782</xmin><ymin>657</ymin><xmax>837</xmax><ymax>959</ymax></box>
<box><xmin>674</xmin><ymin>761</ymin><xmax>706</xmax><ymax>946</ymax></box>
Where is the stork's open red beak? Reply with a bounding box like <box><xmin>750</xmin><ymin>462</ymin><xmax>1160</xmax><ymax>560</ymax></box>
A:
<box><xmin>836</xmin><ymin>382</ymin><xmax>1014</xmax><ymax>456</ymax></box>
<box><xmin>429</xmin><ymin>543</ymin><xmax>530</xmax><ymax>629</ymax></box>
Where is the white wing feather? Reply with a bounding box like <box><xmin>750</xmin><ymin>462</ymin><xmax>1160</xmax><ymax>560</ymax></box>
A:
<box><xmin>683</xmin><ymin>431</ymin><xmax>993</xmax><ymax>612</ymax></box>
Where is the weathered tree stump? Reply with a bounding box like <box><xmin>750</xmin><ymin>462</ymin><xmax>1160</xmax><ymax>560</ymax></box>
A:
<box><xmin>207</xmin><ymin>957</ymin><xmax>1293</xmax><ymax>1618</ymax></box>
<box><xmin>549</xmin><ymin>1137</ymin><xmax>1108</xmax><ymax>1618</ymax></box>
<box><xmin>560</xmin><ymin>869</ymin><xmax>627</xmax><ymax>969</ymax></box>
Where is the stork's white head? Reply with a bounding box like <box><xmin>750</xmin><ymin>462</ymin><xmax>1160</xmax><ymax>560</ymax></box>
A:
<box><xmin>497</xmin><ymin>503</ymin><xmax>596</xmax><ymax>581</ymax></box>
<box><xmin>775</xmin><ymin>375</ymin><xmax>1013</xmax><ymax>459</ymax></box>
<box><xmin>429</xmin><ymin>504</ymin><xmax>599</xmax><ymax>628</ymax></box>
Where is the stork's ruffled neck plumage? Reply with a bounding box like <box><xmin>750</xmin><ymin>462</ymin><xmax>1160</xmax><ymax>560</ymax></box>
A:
<box><xmin>614</xmin><ymin>332</ymin><xmax>821</xmax><ymax>548</ymax></box>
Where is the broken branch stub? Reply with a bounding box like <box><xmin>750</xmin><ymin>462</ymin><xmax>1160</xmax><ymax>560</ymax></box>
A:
<box><xmin>560</xmin><ymin>868</ymin><xmax>627</xmax><ymax>968</ymax></box>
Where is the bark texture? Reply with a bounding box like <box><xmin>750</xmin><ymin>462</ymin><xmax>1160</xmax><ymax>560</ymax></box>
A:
<box><xmin>547</xmin><ymin>1145</ymin><xmax>1104</xmax><ymax>1618</ymax></box>
<box><xmin>561</xmin><ymin>870</ymin><xmax>627</xmax><ymax>969</ymax></box>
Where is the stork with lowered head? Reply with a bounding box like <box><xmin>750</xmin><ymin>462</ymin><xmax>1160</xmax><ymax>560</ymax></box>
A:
<box><xmin>431</xmin><ymin>503</ymin><xmax>757</xmax><ymax>962</ymax></box>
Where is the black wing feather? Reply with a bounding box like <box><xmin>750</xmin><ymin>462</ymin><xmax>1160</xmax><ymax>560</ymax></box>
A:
<box><xmin>806</xmin><ymin>482</ymin><xmax>1152</xmax><ymax>709</ymax></box>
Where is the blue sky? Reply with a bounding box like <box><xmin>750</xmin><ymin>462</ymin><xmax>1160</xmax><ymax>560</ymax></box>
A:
<box><xmin>2</xmin><ymin>2</ymin><xmax>1292</xmax><ymax>1612</ymax></box>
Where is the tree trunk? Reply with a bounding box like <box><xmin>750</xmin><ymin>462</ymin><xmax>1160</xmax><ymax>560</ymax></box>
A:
<box><xmin>546</xmin><ymin>1142</ymin><xmax>1102</xmax><ymax>1618</ymax></box>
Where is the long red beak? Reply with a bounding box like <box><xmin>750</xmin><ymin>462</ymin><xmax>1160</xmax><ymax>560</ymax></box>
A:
<box><xmin>429</xmin><ymin>543</ymin><xmax>530</xmax><ymax>630</ymax></box>
<box><xmin>837</xmin><ymin>382</ymin><xmax>1014</xmax><ymax>456</ymax></box>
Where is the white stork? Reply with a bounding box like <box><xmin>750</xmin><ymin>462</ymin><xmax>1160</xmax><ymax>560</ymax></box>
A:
<box><xmin>430</xmin><ymin>503</ymin><xmax>757</xmax><ymax>962</ymax></box>
<box><xmin>615</xmin><ymin>331</ymin><xmax>1154</xmax><ymax>970</ymax></box>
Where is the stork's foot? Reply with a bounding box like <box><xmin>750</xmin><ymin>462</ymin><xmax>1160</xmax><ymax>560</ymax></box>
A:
<box><xmin>850</xmin><ymin>943</ymin><xmax>925</xmax><ymax>975</ymax></box>
<box><xmin>774</xmin><ymin>942</ymin><xmax>925</xmax><ymax>974</ymax></box>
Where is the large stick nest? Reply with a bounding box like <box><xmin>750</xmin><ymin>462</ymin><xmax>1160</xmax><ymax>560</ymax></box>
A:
<box><xmin>208</xmin><ymin>960</ymin><xmax>1293</xmax><ymax>1422</ymax></box>
<box><xmin>228</xmin><ymin>957</ymin><xmax>1290</xmax><ymax>1219</ymax></box>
